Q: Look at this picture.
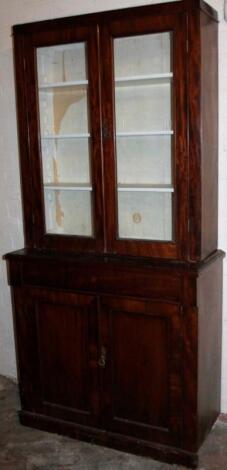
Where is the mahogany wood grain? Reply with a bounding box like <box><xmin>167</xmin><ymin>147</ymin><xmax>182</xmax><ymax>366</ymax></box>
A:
<box><xmin>200</xmin><ymin>10</ymin><xmax>218</xmax><ymax>258</ymax></box>
<box><xmin>99</xmin><ymin>297</ymin><xmax>182</xmax><ymax>446</ymax></box>
<box><xmin>188</xmin><ymin>1</ymin><xmax>218</xmax><ymax>260</ymax></box>
<box><xmin>13</xmin><ymin>32</ymin><xmax>34</xmax><ymax>247</ymax></box>
<box><xmin>197</xmin><ymin>256</ymin><xmax>223</xmax><ymax>445</ymax></box>
<box><xmin>13</xmin><ymin>288</ymin><xmax>100</xmax><ymax>427</ymax></box>
<box><xmin>188</xmin><ymin>3</ymin><xmax>202</xmax><ymax>260</ymax></box>
<box><xmin>6</xmin><ymin>252</ymin><xmax>182</xmax><ymax>301</ymax></box>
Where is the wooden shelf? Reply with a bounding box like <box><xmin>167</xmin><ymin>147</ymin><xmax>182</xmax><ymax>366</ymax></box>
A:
<box><xmin>118</xmin><ymin>184</ymin><xmax>174</xmax><ymax>193</ymax></box>
<box><xmin>116</xmin><ymin>131</ymin><xmax>174</xmax><ymax>137</ymax></box>
<box><xmin>41</xmin><ymin>134</ymin><xmax>90</xmax><ymax>140</ymax></box>
<box><xmin>44</xmin><ymin>183</ymin><xmax>92</xmax><ymax>191</ymax></box>
<box><xmin>115</xmin><ymin>73</ymin><xmax>173</xmax><ymax>87</ymax></box>
<box><xmin>39</xmin><ymin>80</ymin><xmax>88</xmax><ymax>90</ymax></box>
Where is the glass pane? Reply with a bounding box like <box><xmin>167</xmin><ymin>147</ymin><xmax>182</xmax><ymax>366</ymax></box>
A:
<box><xmin>117</xmin><ymin>135</ymin><xmax>171</xmax><ymax>185</ymax></box>
<box><xmin>118</xmin><ymin>192</ymin><xmax>172</xmax><ymax>241</ymax></box>
<box><xmin>44</xmin><ymin>189</ymin><xmax>92</xmax><ymax>236</ymax></box>
<box><xmin>115</xmin><ymin>80</ymin><xmax>172</xmax><ymax>133</ymax></box>
<box><xmin>37</xmin><ymin>43</ymin><xmax>93</xmax><ymax>236</ymax></box>
<box><xmin>39</xmin><ymin>85</ymin><xmax>89</xmax><ymax>136</ymax></box>
<box><xmin>37</xmin><ymin>43</ymin><xmax>87</xmax><ymax>84</ymax></box>
<box><xmin>114</xmin><ymin>33</ymin><xmax>171</xmax><ymax>77</ymax></box>
<box><xmin>41</xmin><ymin>138</ymin><xmax>90</xmax><ymax>184</ymax></box>
<box><xmin>114</xmin><ymin>33</ymin><xmax>174</xmax><ymax>241</ymax></box>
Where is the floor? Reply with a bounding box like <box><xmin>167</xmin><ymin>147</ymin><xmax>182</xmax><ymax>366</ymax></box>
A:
<box><xmin>0</xmin><ymin>375</ymin><xmax>227</xmax><ymax>470</ymax></box>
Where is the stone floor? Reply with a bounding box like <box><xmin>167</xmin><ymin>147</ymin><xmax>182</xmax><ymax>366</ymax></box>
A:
<box><xmin>0</xmin><ymin>375</ymin><xmax>227</xmax><ymax>470</ymax></box>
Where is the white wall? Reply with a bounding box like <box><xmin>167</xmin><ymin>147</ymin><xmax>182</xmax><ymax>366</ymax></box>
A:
<box><xmin>0</xmin><ymin>0</ymin><xmax>226</xmax><ymax>409</ymax></box>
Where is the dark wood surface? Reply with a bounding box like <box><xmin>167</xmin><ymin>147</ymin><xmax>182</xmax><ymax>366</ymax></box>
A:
<box><xmin>99</xmin><ymin>297</ymin><xmax>182</xmax><ymax>446</ymax></box>
<box><xmin>13</xmin><ymin>31</ymin><xmax>34</xmax><ymax>247</ymax></box>
<box><xmin>188</xmin><ymin>2</ymin><xmax>202</xmax><ymax>260</ymax></box>
<box><xmin>200</xmin><ymin>10</ymin><xmax>218</xmax><ymax>259</ymax></box>
<box><xmin>197</xmin><ymin>256</ymin><xmax>223</xmax><ymax>445</ymax></box>
<box><xmin>7</xmin><ymin>1</ymin><xmax>223</xmax><ymax>468</ymax></box>
<box><xmin>12</xmin><ymin>1</ymin><xmax>218</xmax><ymax>34</ymax></box>
<box><xmin>188</xmin><ymin>2</ymin><xmax>219</xmax><ymax>260</ymax></box>
<box><xmin>13</xmin><ymin>288</ymin><xmax>100</xmax><ymax>426</ymax></box>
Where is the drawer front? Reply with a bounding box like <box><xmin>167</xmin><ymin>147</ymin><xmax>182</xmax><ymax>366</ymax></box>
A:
<box><xmin>10</xmin><ymin>257</ymin><xmax>182</xmax><ymax>302</ymax></box>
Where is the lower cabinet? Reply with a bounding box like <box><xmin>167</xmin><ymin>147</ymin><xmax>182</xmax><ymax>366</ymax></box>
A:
<box><xmin>5</xmin><ymin>251</ymin><xmax>224</xmax><ymax>467</ymax></box>
<box><xmin>13</xmin><ymin>287</ymin><xmax>183</xmax><ymax>447</ymax></box>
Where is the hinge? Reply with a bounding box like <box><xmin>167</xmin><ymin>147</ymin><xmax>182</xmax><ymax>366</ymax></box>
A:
<box><xmin>186</xmin><ymin>38</ymin><xmax>189</xmax><ymax>54</ymax></box>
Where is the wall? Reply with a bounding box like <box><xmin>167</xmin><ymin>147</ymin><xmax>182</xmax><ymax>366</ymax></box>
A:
<box><xmin>218</xmin><ymin>3</ymin><xmax>227</xmax><ymax>412</ymax></box>
<box><xmin>0</xmin><ymin>0</ymin><xmax>226</xmax><ymax>409</ymax></box>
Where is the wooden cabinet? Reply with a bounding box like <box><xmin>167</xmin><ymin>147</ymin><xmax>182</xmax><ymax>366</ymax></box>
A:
<box><xmin>4</xmin><ymin>1</ymin><xmax>224</xmax><ymax>467</ymax></box>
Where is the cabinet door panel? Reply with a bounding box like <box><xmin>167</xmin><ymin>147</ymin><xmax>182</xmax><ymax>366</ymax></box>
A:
<box><xmin>101</xmin><ymin>11</ymin><xmax>188</xmax><ymax>258</ymax></box>
<box><xmin>18</xmin><ymin>22</ymin><xmax>104</xmax><ymax>252</ymax></box>
<box><xmin>37</xmin><ymin>301</ymin><xmax>90</xmax><ymax>412</ymax></box>
<box><xmin>100</xmin><ymin>297</ymin><xmax>182</xmax><ymax>446</ymax></box>
<box><xmin>13</xmin><ymin>288</ymin><xmax>100</xmax><ymax>427</ymax></box>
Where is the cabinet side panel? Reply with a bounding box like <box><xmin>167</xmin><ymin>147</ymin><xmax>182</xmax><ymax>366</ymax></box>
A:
<box><xmin>13</xmin><ymin>32</ymin><xmax>34</xmax><ymax>247</ymax></box>
<box><xmin>200</xmin><ymin>11</ymin><xmax>218</xmax><ymax>258</ymax></box>
<box><xmin>188</xmin><ymin>6</ymin><xmax>202</xmax><ymax>260</ymax></box>
<box><xmin>197</xmin><ymin>257</ymin><xmax>223</xmax><ymax>445</ymax></box>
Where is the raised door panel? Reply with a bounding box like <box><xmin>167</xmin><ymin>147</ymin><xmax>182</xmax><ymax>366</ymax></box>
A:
<box><xmin>99</xmin><ymin>297</ymin><xmax>183</xmax><ymax>446</ymax></box>
<box><xmin>13</xmin><ymin>287</ymin><xmax>100</xmax><ymax>427</ymax></box>
<box><xmin>101</xmin><ymin>10</ymin><xmax>188</xmax><ymax>258</ymax></box>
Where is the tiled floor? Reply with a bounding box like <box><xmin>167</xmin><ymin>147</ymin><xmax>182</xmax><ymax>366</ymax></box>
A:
<box><xmin>0</xmin><ymin>375</ymin><xmax>227</xmax><ymax>470</ymax></box>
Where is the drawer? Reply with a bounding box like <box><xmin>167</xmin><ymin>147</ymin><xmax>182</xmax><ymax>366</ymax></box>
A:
<box><xmin>7</xmin><ymin>254</ymin><xmax>182</xmax><ymax>302</ymax></box>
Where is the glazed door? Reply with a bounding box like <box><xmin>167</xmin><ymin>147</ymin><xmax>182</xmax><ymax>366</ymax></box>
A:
<box><xmin>99</xmin><ymin>297</ymin><xmax>183</xmax><ymax>446</ymax></box>
<box><xmin>13</xmin><ymin>288</ymin><xmax>100</xmax><ymax>427</ymax></box>
<box><xmin>101</xmin><ymin>10</ymin><xmax>188</xmax><ymax>258</ymax></box>
<box><xmin>19</xmin><ymin>22</ymin><xmax>104</xmax><ymax>252</ymax></box>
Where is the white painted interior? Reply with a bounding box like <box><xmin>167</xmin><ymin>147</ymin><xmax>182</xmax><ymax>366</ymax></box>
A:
<box><xmin>0</xmin><ymin>0</ymin><xmax>227</xmax><ymax>410</ymax></box>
